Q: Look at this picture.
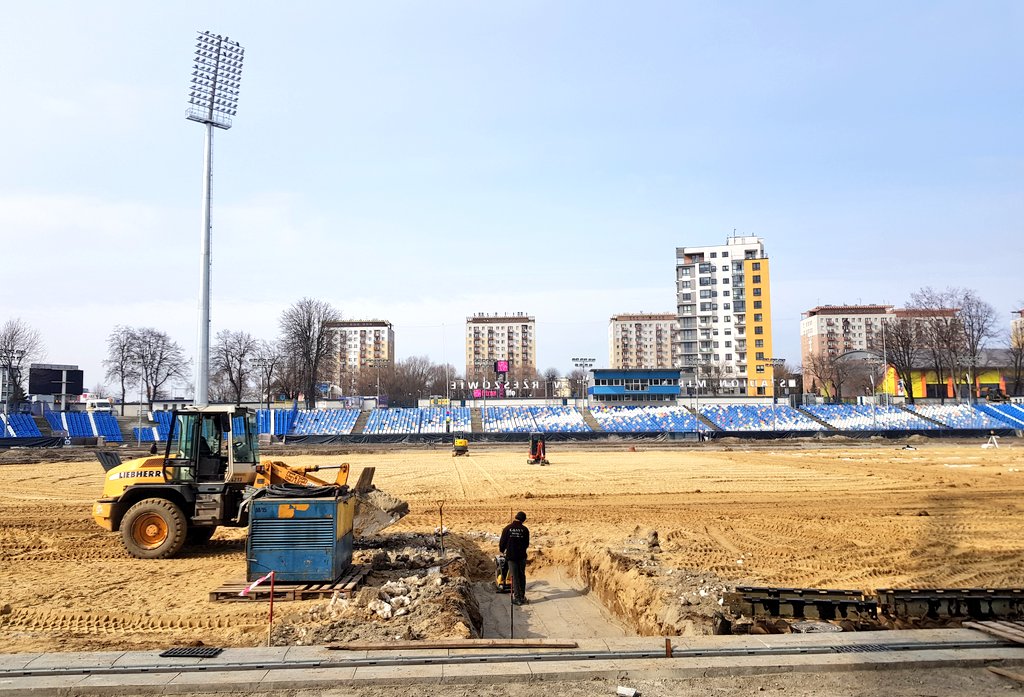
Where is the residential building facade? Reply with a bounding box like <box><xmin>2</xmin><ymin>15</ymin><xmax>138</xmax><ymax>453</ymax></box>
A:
<box><xmin>674</xmin><ymin>235</ymin><xmax>774</xmax><ymax>396</ymax></box>
<box><xmin>326</xmin><ymin>320</ymin><xmax>395</xmax><ymax>395</ymax></box>
<box><xmin>465</xmin><ymin>313</ymin><xmax>536</xmax><ymax>381</ymax></box>
<box><xmin>609</xmin><ymin>313</ymin><xmax>676</xmax><ymax>369</ymax></box>
<box><xmin>800</xmin><ymin>305</ymin><xmax>893</xmax><ymax>365</ymax></box>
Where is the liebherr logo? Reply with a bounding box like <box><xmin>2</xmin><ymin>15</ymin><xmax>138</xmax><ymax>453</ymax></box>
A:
<box><xmin>112</xmin><ymin>470</ymin><xmax>163</xmax><ymax>480</ymax></box>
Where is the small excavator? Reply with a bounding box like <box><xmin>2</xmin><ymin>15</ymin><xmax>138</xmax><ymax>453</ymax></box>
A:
<box><xmin>93</xmin><ymin>405</ymin><xmax>408</xmax><ymax>559</ymax></box>
<box><xmin>452</xmin><ymin>430</ymin><xmax>469</xmax><ymax>457</ymax></box>
<box><xmin>527</xmin><ymin>432</ymin><xmax>549</xmax><ymax>465</ymax></box>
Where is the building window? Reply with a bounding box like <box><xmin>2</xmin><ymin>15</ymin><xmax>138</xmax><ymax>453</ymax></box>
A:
<box><xmin>722</xmin><ymin>251</ymin><xmax>729</xmax><ymax>257</ymax></box>
<box><xmin>755</xmin><ymin>339</ymin><xmax>764</xmax><ymax>348</ymax></box>
<box><xmin>756</xmin><ymin>351</ymin><xmax>765</xmax><ymax>360</ymax></box>
<box><xmin>752</xmin><ymin>262</ymin><xmax>761</xmax><ymax>270</ymax></box>
<box><xmin>753</xmin><ymin>313</ymin><xmax>762</xmax><ymax>322</ymax></box>
<box><xmin>752</xmin><ymin>275</ymin><xmax>761</xmax><ymax>283</ymax></box>
<box><xmin>754</xmin><ymin>326</ymin><xmax>764</xmax><ymax>335</ymax></box>
<box><xmin>752</xmin><ymin>288</ymin><xmax>762</xmax><ymax>296</ymax></box>
<box><xmin>710</xmin><ymin>252</ymin><xmax>717</xmax><ymax>258</ymax></box>
<box><xmin>756</xmin><ymin>365</ymin><xmax>765</xmax><ymax>373</ymax></box>
<box><xmin>753</xmin><ymin>301</ymin><xmax>762</xmax><ymax>309</ymax></box>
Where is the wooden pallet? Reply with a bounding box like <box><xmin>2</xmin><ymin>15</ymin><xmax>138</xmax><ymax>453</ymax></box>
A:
<box><xmin>963</xmin><ymin>620</ymin><xmax>1024</xmax><ymax>645</ymax></box>
<box><xmin>210</xmin><ymin>565</ymin><xmax>370</xmax><ymax>602</ymax></box>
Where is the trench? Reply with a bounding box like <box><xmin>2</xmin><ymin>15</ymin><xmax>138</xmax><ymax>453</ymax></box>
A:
<box><xmin>464</xmin><ymin>539</ymin><xmax>724</xmax><ymax>640</ymax></box>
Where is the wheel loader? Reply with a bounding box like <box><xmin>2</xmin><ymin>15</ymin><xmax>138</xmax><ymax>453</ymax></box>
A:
<box><xmin>93</xmin><ymin>405</ymin><xmax>408</xmax><ymax>559</ymax></box>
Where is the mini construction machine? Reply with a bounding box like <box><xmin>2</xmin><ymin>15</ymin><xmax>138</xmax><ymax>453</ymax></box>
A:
<box><xmin>452</xmin><ymin>430</ymin><xmax>469</xmax><ymax>457</ymax></box>
<box><xmin>527</xmin><ymin>432</ymin><xmax>549</xmax><ymax>465</ymax></box>
<box><xmin>93</xmin><ymin>405</ymin><xmax>408</xmax><ymax>559</ymax></box>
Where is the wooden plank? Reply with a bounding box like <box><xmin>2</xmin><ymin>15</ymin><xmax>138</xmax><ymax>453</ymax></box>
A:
<box><xmin>353</xmin><ymin>467</ymin><xmax>375</xmax><ymax>493</ymax></box>
<box><xmin>988</xmin><ymin>621</ymin><xmax>1024</xmax><ymax>642</ymax></box>
<box><xmin>987</xmin><ymin>666</ymin><xmax>1024</xmax><ymax>684</ymax></box>
<box><xmin>326</xmin><ymin>639</ymin><xmax>579</xmax><ymax>651</ymax></box>
<box><xmin>963</xmin><ymin>621</ymin><xmax>1024</xmax><ymax>645</ymax></box>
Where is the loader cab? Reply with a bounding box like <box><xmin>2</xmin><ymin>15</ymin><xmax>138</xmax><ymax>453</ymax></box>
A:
<box><xmin>165</xmin><ymin>406</ymin><xmax>260</xmax><ymax>485</ymax></box>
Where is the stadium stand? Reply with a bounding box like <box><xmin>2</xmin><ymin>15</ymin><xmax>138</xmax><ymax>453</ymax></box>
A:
<box><xmin>364</xmin><ymin>408</ymin><xmax>422</xmax><ymax>434</ymax></box>
<box><xmin>483</xmin><ymin>406</ymin><xmax>536</xmax><ymax>432</ymax></box>
<box><xmin>92</xmin><ymin>413</ymin><xmax>124</xmax><ymax>442</ymax></box>
<box><xmin>152</xmin><ymin>411</ymin><xmax>174</xmax><ymax>440</ymax></box>
<box><xmin>976</xmin><ymin>403</ymin><xmax>1024</xmax><ymax>428</ymax></box>
<box><xmin>132</xmin><ymin>427</ymin><xmax>160</xmax><ymax>442</ymax></box>
<box><xmin>804</xmin><ymin>404</ymin><xmax>939</xmax><ymax>431</ymax></box>
<box><xmin>590</xmin><ymin>405</ymin><xmax>704</xmax><ymax>432</ymax></box>
<box><xmin>419</xmin><ymin>407</ymin><xmax>472</xmax><ymax>434</ymax></box>
<box><xmin>288</xmin><ymin>408</ymin><xmax>359</xmax><ymax>435</ymax></box>
<box><xmin>907</xmin><ymin>404</ymin><xmax>1009</xmax><ymax>429</ymax></box>
<box><xmin>700</xmin><ymin>404</ymin><xmax>825</xmax><ymax>432</ymax></box>
<box><xmin>528</xmin><ymin>406</ymin><xmax>590</xmax><ymax>433</ymax></box>
<box><xmin>1</xmin><ymin>413</ymin><xmax>43</xmax><ymax>438</ymax></box>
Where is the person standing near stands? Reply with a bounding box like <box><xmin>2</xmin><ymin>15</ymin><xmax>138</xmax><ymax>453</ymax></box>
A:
<box><xmin>499</xmin><ymin>511</ymin><xmax>530</xmax><ymax>605</ymax></box>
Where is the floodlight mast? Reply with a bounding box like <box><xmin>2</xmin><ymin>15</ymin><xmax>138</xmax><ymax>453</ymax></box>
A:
<box><xmin>186</xmin><ymin>30</ymin><xmax>244</xmax><ymax>406</ymax></box>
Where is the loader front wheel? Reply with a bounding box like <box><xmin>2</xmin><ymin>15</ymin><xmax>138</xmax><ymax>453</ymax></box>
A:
<box><xmin>121</xmin><ymin>498</ymin><xmax>187</xmax><ymax>559</ymax></box>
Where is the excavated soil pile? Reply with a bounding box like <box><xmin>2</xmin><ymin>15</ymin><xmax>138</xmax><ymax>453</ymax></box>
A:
<box><xmin>1</xmin><ymin>441</ymin><xmax>1022</xmax><ymax>652</ymax></box>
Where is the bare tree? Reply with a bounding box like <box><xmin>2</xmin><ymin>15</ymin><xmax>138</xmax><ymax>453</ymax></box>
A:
<box><xmin>103</xmin><ymin>326</ymin><xmax>140</xmax><ymax>415</ymax></box>
<box><xmin>279</xmin><ymin>298</ymin><xmax>342</xmax><ymax>409</ymax></box>
<box><xmin>803</xmin><ymin>351</ymin><xmax>857</xmax><ymax>402</ymax></box>
<box><xmin>955</xmin><ymin>289</ymin><xmax>997</xmax><ymax>400</ymax></box>
<box><xmin>909</xmin><ymin>287</ymin><xmax>962</xmax><ymax>402</ymax></box>
<box><xmin>383</xmin><ymin>356</ymin><xmax>452</xmax><ymax>406</ymax></box>
<box><xmin>0</xmin><ymin>318</ymin><xmax>45</xmax><ymax>410</ymax></box>
<box><xmin>1008</xmin><ymin>307</ymin><xmax>1024</xmax><ymax>397</ymax></box>
<box><xmin>884</xmin><ymin>315</ymin><xmax>919</xmax><ymax>403</ymax></box>
<box><xmin>252</xmin><ymin>341</ymin><xmax>283</xmax><ymax>405</ymax></box>
<box><xmin>133</xmin><ymin>328</ymin><xmax>189</xmax><ymax>408</ymax></box>
<box><xmin>211</xmin><ymin>330</ymin><xmax>259</xmax><ymax>405</ymax></box>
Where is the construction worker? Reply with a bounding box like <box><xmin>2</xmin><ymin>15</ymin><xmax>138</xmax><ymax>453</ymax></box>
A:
<box><xmin>499</xmin><ymin>511</ymin><xmax>530</xmax><ymax>605</ymax></box>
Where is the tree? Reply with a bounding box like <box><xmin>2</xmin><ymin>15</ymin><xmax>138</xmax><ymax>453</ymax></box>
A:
<box><xmin>1008</xmin><ymin>305</ymin><xmax>1024</xmax><ymax>397</ymax></box>
<box><xmin>133</xmin><ymin>328</ymin><xmax>189</xmax><ymax>408</ymax></box>
<box><xmin>384</xmin><ymin>356</ymin><xmax>452</xmax><ymax>406</ymax></box>
<box><xmin>955</xmin><ymin>289</ymin><xmax>997</xmax><ymax>400</ymax></box>
<box><xmin>884</xmin><ymin>315</ymin><xmax>919</xmax><ymax>404</ymax></box>
<box><xmin>543</xmin><ymin>367</ymin><xmax>560</xmax><ymax>398</ymax></box>
<box><xmin>0</xmin><ymin>319</ymin><xmax>45</xmax><ymax>411</ymax></box>
<box><xmin>211</xmin><ymin>330</ymin><xmax>259</xmax><ymax>405</ymax></box>
<box><xmin>104</xmin><ymin>326</ymin><xmax>140</xmax><ymax>415</ymax></box>
<box><xmin>252</xmin><ymin>341</ymin><xmax>283</xmax><ymax>406</ymax></box>
<box><xmin>803</xmin><ymin>351</ymin><xmax>857</xmax><ymax>402</ymax></box>
<box><xmin>772</xmin><ymin>361</ymin><xmax>803</xmax><ymax>399</ymax></box>
<box><xmin>278</xmin><ymin>298</ymin><xmax>341</xmax><ymax>409</ymax></box>
<box><xmin>909</xmin><ymin>287</ymin><xmax>962</xmax><ymax>402</ymax></box>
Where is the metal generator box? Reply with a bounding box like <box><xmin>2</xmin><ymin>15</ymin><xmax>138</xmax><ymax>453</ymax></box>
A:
<box><xmin>246</xmin><ymin>496</ymin><xmax>354</xmax><ymax>583</ymax></box>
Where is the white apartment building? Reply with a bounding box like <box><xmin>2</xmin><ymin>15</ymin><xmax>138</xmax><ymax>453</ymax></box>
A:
<box><xmin>465</xmin><ymin>313</ymin><xmax>535</xmax><ymax>380</ymax></box>
<box><xmin>674</xmin><ymin>235</ymin><xmax>774</xmax><ymax>396</ymax></box>
<box><xmin>609</xmin><ymin>313</ymin><xmax>676</xmax><ymax>369</ymax></box>
<box><xmin>800</xmin><ymin>305</ymin><xmax>892</xmax><ymax>365</ymax></box>
<box><xmin>326</xmin><ymin>320</ymin><xmax>395</xmax><ymax>394</ymax></box>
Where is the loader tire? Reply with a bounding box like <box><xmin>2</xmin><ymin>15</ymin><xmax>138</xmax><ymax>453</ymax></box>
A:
<box><xmin>121</xmin><ymin>498</ymin><xmax>187</xmax><ymax>559</ymax></box>
<box><xmin>186</xmin><ymin>525</ymin><xmax>217</xmax><ymax>546</ymax></box>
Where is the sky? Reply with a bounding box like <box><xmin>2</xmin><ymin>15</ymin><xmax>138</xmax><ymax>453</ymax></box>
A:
<box><xmin>1</xmin><ymin>1</ymin><xmax>1022</xmax><ymax>395</ymax></box>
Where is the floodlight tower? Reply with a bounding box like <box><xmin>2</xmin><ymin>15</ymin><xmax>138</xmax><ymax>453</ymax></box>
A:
<box><xmin>186</xmin><ymin>30</ymin><xmax>245</xmax><ymax>405</ymax></box>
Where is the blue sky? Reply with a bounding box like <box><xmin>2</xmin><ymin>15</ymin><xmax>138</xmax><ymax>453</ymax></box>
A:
<box><xmin>1</xmin><ymin>2</ymin><xmax>1021</xmax><ymax>393</ymax></box>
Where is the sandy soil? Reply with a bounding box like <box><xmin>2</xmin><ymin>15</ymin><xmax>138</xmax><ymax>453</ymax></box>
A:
<box><xmin>1</xmin><ymin>440</ymin><xmax>1022</xmax><ymax>654</ymax></box>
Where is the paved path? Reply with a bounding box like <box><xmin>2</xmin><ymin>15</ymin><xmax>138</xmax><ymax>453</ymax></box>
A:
<box><xmin>475</xmin><ymin>565</ymin><xmax>631</xmax><ymax>639</ymax></box>
<box><xmin>2</xmin><ymin>630</ymin><xmax>1022</xmax><ymax>695</ymax></box>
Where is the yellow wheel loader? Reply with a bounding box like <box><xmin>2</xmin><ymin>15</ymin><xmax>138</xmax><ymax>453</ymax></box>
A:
<box><xmin>93</xmin><ymin>405</ymin><xmax>407</xmax><ymax>559</ymax></box>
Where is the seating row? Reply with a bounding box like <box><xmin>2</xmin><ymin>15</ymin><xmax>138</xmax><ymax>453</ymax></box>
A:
<box><xmin>701</xmin><ymin>405</ymin><xmax>825</xmax><ymax>431</ymax></box>
<box><xmin>1</xmin><ymin>413</ymin><xmax>42</xmax><ymax>438</ymax></box>
<box><xmin>803</xmin><ymin>404</ymin><xmax>940</xmax><ymax>431</ymax></box>
<box><xmin>907</xmin><ymin>404</ymin><xmax>1007</xmax><ymax>430</ymax></box>
<box><xmin>590</xmin><ymin>405</ymin><xmax>704</xmax><ymax>433</ymax></box>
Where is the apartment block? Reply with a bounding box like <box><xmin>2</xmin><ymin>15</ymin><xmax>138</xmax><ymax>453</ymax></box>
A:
<box><xmin>326</xmin><ymin>320</ymin><xmax>395</xmax><ymax>393</ymax></box>
<box><xmin>609</xmin><ymin>313</ymin><xmax>676</xmax><ymax>369</ymax></box>
<box><xmin>800</xmin><ymin>305</ymin><xmax>893</xmax><ymax>365</ymax></box>
<box><xmin>465</xmin><ymin>313</ymin><xmax>535</xmax><ymax>380</ymax></box>
<box><xmin>675</xmin><ymin>235</ymin><xmax>773</xmax><ymax>396</ymax></box>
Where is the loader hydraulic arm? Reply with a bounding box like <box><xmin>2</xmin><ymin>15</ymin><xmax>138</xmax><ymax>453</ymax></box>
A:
<box><xmin>253</xmin><ymin>461</ymin><xmax>351</xmax><ymax>488</ymax></box>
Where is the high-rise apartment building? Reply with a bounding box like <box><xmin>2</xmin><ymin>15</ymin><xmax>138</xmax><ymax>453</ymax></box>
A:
<box><xmin>326</xmin><ymin>320</ymin><xmax>394</xmax><ymax>394</ymax></box>
<box><xmin>1013</xmin><ymin>309</ymin><xmax>1024</xmax><ymax>347</ymax></box>
<box><xmin>465</xmin><ymin>313</ymin><xmax>535</xmax><ymax>380</ymax></box>
<box><xmin>674</xmin><ymin>235</ymin><xmax>773</xmax><ymax>396</ymax></box>
<box><xmin>609</xmin><ymin>313</ymin><xmax>676</xmax><ymax>369</ymax></box>
<box><xmin>800</xmin><ymin>305</ymin><xmax>893</xmax><ymax>366</ymax></box>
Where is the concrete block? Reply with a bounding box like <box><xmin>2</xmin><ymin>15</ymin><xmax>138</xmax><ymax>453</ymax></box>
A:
<box><xmin>442</xmin><ymin>660</ymin><xmax>533</xmax><ymax>683</ymax></box>
<box><xmin>259</xmin><ymin>665</ymin><xmax>358</xmax><ymax>687</ymax></box>
<box><xmin>0</xmin><ymin>655</ymin><xmax>41</xmax><ymax>671</ymax></box>
<box><xmin>165</xmin><ymin>668</ymin><xmax>269</xmax><ymax>689</ymax></box>
<box><xmin>23</xmin><ymin>650</ymin><xmax>125</xmax><ymax>669</ymax></box>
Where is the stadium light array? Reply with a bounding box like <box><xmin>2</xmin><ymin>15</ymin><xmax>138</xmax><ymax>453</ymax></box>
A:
<box><xmin>186</xmin><ymin>31</ymin><xmax>245</xmax><ymax>406</ymax></box>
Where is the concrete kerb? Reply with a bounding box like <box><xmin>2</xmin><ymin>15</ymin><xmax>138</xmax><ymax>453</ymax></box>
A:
<box><xmin>1</xmin><ymin>631</ymin><xmax>1023</xmax><ymax>695</ymax></box>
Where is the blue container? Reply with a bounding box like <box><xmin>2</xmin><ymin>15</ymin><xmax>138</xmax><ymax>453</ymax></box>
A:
<box><xmin>246</xmin><ymin>495</ymin><xmax>354</xmax><ymax>582</ymax></box>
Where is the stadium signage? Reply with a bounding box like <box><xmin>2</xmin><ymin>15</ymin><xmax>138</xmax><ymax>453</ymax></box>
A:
<box><xmin>450</xmin><ymin>380</ymin><xmax>541</xmax><ymax>398</ymax></box>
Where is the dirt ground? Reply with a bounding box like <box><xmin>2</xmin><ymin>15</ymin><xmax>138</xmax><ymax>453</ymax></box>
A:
<box><xmin>1</xmin><ymin>439</ymin><xmax>1022</xmax><ymax>655</ymax></box>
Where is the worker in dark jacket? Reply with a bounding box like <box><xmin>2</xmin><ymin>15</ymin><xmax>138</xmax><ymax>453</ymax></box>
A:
<box><xmin>499</xmin><ymin>511</ymin><xmax>530</xmax><ymax>605</ymax></box>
